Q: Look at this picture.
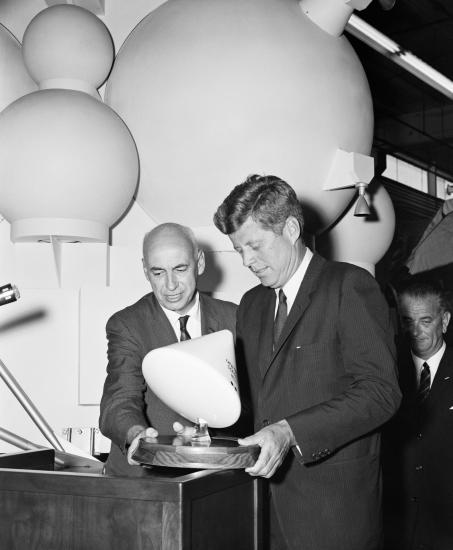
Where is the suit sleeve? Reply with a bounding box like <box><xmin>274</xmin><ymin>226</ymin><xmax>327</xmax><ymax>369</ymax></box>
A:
<box><xmin>99</xmin><ymin>313</ymin><xmax>149</xmax><ymax>452</ymax></box>
<box><xmin>287</xmin><ymin>268</ymin><xmax>401</xmax><ymax>463</ymax></box>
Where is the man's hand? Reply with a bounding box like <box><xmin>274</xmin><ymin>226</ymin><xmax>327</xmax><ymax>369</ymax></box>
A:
<box><xmin>238</xmin><ymin>419</ymin><xmax>295</xmax><ymax>478</ymax></box>
<box><xmin>171</xmin><ymin>421</ymin><xmax>196</xmax><ymax>445</ymax></box>
<box><xmin>173</xmin><ymin>421</ymin><xmax>196</xmax><ymax>438</ymax></box>
<box><xmin>126</xmin><ymin>426</ymin><xmax>158</xmax><ymax>465</ymax></box>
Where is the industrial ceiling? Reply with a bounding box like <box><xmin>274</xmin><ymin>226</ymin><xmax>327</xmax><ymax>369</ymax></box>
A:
<box><xmin>348</xmin><ymin>0</ymin><xmax>453</xmax><ymax>180</ymax></box>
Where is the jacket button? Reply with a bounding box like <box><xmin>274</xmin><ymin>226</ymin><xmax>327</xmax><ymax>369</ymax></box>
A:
<box><xmin>411</xmin><ymin>496</ymin><xmax>418</xmax><ymax>502</ymax></box>
<box><xmin>417</xmin><ymin>433</ymin><xmax>423</xmax><ymax>439</ymax></box>
<box><xmin>415</xmin><ymin>465</ymin><xmax>423</xmax><ymax>471</ymax></box>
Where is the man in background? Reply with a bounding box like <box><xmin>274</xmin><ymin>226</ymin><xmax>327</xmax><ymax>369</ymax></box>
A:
<box><xmin>383</xmin><ymin>280</ymin><xmax>453</xmax><ymax>550</ymax></box>
<box><xmin>99</xmin><ymin>222</ymin><xmax>237</xmax><ymax>476</ymax></box>
<box><xmin>214</xmin><ymin>174</ymin><xmax>401</xmax><ymax>550</ymax></box>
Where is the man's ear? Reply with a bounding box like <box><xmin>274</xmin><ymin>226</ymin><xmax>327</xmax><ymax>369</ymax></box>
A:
<box><xmin>283</xmin><ymin>216</ymin><xmax>301</xmax><ymax>244</ymax></box>
<box><xmin>197</xmin><ymin>250</ymin><xmax>206</xmax><ymax>276</ymax></box>
<box><xmin>442</xmin><ymin>310</ymin><xmax>451</xmax><ymax>333</ymax></box>
<box><xmin>142</xmin><ymin>258</ymin><xmax>150</xmax><ymax>281</ymax></box>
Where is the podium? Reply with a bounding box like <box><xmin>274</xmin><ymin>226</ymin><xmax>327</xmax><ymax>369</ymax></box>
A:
<box><xmin>0</xmin><ymin>450</ymin><xmax>264</xmax><ymax>550</ymax></box>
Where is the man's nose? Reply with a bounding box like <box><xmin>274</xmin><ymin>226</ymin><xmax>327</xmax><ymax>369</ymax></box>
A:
<box><xmin>165</xmin><ymin>273</ymin><xmax>178</xmax><ymax>290</ymax></box>
<box><xmin>242</xmin><ymin>249</ymin><xmax>255</xmax><ymax>268</ymax></box>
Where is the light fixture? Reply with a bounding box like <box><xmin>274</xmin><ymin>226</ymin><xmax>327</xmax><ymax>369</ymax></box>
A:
<box><xmin>354</xmin><ymin>182</ymin><xmax>370</xmax><ymax>216</ymax></box>
<box><xmin>346</xmin><ymin>15</ymin><xmax>453</xmax><ymax>100</ymax></box>
<box><xmin>323</xmin><ymin>149</ymin><xmax>374</xmax><ymax>218</ymax></box>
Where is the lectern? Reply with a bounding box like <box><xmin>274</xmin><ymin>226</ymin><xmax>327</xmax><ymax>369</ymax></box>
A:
<box><xmin>0</xmin><ymin>449</ymin><xmax>264</xmax><ymax>550</ymax></box>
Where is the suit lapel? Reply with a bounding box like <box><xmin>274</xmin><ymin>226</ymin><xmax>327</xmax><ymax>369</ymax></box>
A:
<box><xmin>257</xmin><ymin>288</ymin><xmax>276</xmax><ymax>377</ymax></box>
<box><xmin>146</xmin><ymin>293</ymin><xmax>178</xmax><ymax>346</ymax></box>
<box><xmin>262</xmin><ymin>253</ymin><xmax>326</xmax><ymax>377</ymax></box>
<box><xmin>429</xmin><ymin>347</ymin><xmax>453</xmax><ymax>401</ymax></box>
<box><xmin>199</xmin><ymin>293</ymin><xmax>221</xmax><ymax>335</ymax></box>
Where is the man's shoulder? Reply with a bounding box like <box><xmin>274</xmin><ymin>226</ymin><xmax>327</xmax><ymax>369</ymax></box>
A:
<box><xmin>200</xmin><ymin>292</ymin><xmax>237</xmax><ymax>313</ymax></box>
<box><xmin>315</xmin><ymin>254</ymin><xmax>371</xmax><ymax>279</ymax></box>
<box><xmin>240</xmin><ymin>283</ymin><xmax>271</xmax><ymax>307</ymax></box>
<box><xmin>107</xmin><ymin>292</ymin><xmax>154</xmax><ymax>327</ymax></box>
<box><xmin>443</xmin><ymin>345</ymin><xmax>453</xmax><ymax>365</ymax></box>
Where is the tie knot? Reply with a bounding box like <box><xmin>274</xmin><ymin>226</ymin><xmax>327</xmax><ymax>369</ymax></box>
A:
<box><xmin>278</xmin><ymin>289</ymin><xmax>286</xmax><ymax>305</ymax></box>
<box><xmin>422</xmin><ymin>362</ymin><xmax>430</xmax><ymax>372</ymax></box>
<box><xmin>179</xmin><ymin>315</ymin><xmax>189</xmax><ymax>329</ymax></box>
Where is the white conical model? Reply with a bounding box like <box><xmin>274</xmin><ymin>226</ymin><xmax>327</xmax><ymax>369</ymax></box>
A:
<box><xmin>142</xmin><ymin>330</ymin><xmax>240</xmax><ymax>428</ymax></box>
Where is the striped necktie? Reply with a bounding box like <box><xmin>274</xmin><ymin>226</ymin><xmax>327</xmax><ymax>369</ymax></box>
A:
<box><xmin>417</xmin><ymin>362</ymin><xmax>431</xmax><ymax>404</ymax></box>
<box><xmin>178</xmin><ymin>315</ymin><xmax>191</xmax><ymax>341</ymax></box>
<box><xmin>273</xmin><ymin>289</ymin><xmax>287</xmax><ymax>349</ymax></box>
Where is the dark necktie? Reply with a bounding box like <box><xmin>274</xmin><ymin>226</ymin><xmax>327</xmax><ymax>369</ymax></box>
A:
<box><xmin>273</xmin><ymin>289</ymin><xmax>287</xmax><ymax>349</ymax></box>
<box><xmin>417</xmin><ymin>362</ymin><xmax>431</xmax><ymax>404</ymax></box>
<box><xmin>178</xmin><ymin>315</ymin><xmax>191</xmax><ymax>341</ymax></box>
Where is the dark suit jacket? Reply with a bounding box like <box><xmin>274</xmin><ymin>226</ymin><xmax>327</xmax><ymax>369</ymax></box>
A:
<box><xmin>383</xmin><ymin>345</ymin><xmax>453</xmax><ymax>550</ymax></box>
<box><xmin>99</xmin><ymin>291</ymin><xmax>237</xmax><ymax>476</ymax></box>
<box><xmin>236</xmin><ymin>252</ymin><xmax>401</xmax><ymax>550</ymax></box>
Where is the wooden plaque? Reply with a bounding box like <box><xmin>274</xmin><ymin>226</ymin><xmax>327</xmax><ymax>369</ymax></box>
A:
<box><xmin>131</xmin><ymin>436</ymin><xmax>260</xmax><ymax>469</ymax></box>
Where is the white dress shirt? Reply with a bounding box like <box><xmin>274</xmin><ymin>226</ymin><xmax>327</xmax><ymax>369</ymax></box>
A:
<box><xmin>274</xmin><ymin>247</ymin><xmax>313</xmax><ymax>317</ymax></box>
<box><xmin>411</xmin><ymin>341</ymin><xmax>446</xmax><ymax>388</ymax></box>
<box><xmin>160</xmin><ymin>292</ymin><xmax>202</xmax><ymax>340</ymax></box>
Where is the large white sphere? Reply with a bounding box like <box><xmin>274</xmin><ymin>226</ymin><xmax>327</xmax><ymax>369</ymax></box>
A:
<box><xmin>106</xmin><ymin>0</ymin><xmax>373</xmax><ymax>232</ymax></box>
<box><xmin>0</xmin><ymin>90</ymin><xmax>139</xmax><ymax>242</ymax></box>
<box><xmin>22</xmin><ymin>5</ymin><xmax>114</xmax><ymax>93</ymax></box>
<box><xmin>0</xmin><ymin>23</ymin><xmax>37</xmax><ymax>113</ymax></box>
<box><xmin>316</xmin><ymin>181</ymin><xmax>396</xmax><ymax>272</ymax></box>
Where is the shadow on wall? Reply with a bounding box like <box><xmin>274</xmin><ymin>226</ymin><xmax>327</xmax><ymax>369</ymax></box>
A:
<box><xmin>197</xmin><ymin>241</ymin><xmax>224</xmax><ymax>296</ymax></box>
<box><xmin>0</xmin><ymin>309</ymin><xmax>47</xmax><ymax>335</ymax></box>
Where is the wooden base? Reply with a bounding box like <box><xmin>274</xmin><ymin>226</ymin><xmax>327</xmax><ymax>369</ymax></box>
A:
<box><xmin>132</xmin><ymin>436</ymin><xmax>260</xmax><ymax>469</ymax></box>
<box><xmin>0</xmin><ymin>457</ymin><xmax>265</xmax><ymax>550</ymax></box>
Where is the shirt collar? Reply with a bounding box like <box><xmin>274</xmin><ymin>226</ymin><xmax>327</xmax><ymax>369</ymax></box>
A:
<box><xmin>275</xmin><ymin>247</ymin><xmax>313</xmax><ymax>314</ymax></box>
<box><xmin>411</xmin><ymin>340</ymin><xmax>446</xmax><ymax>384</ymax></box>
<box><xmin>160</xmin><ymin>291</ymin><xmax>201</xmax><ymax>325</ymax></box>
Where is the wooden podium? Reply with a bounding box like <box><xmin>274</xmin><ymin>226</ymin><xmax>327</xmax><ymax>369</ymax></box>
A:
<box><xmin>0</xmin><ymin>450</ymin><xmax>264</xmax><ymax>550</ymax></box>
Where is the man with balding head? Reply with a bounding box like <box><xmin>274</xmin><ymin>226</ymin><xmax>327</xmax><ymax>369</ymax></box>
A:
<box><xmin>99</xmin><ymin>223</ymin><xmax>238</xmax><ymax>476</ymax></box>
<box><xmin>383</xmin><ymin>280</ymin><xmax>453</xmax><ymax>550</ymax></box>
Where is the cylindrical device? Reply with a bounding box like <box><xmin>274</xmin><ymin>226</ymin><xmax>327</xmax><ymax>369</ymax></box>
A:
<box><xmin>0</xmin><ymin>283</ymin><xmax>20</xmax><ymax>306</ymax></box>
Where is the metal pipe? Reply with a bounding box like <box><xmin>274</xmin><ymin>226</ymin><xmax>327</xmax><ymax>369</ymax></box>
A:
<box><xmin>0</xmin><ymin>358</ymin><xmax>65</xmax><ymax>452</ymax></box>
<box><xmin>0</xmin><ymin>426</ymin><xmax>65</xmax><ymax>467</ymax></box>
<box><xmin>0</xmin><ymin>426</ymin><xmax>42</xmax><ymax>451</ymax></box>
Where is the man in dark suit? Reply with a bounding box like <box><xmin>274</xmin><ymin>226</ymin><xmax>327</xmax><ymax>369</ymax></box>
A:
<box><xmin>213</xmin><ymin>174</ymin><xmax>401</xmax><ymax>550</ymax></box>
<box><xmin>383</xmin><ymin>280</ymin><xmax>453</xmax><ymax>550</ymax></box>
<box><xmin>99</xmin><ymin>222</ymin><xmax>237</xmax><ymax>476</ymax></box>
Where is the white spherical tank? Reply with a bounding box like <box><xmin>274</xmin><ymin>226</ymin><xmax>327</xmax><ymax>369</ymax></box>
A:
<box><xmin>0</xmin><ymin>23</ymin><xmax>37</xmax><ymax>113</ymax></box>
<box><xmin>106</xmin><ymin>0</ymin><xmax>373</xmax><ymax>232</ymax></box>
<box><xmin>0</xmin><ymin>89</ymin><xmax>139</xmax><ymax>242</ymax></box>
<box><xmin>22</xmin><ymin>4</ymin><xmax>114</xmax><ymax>96</ymax></box>
<box><xmin>316</xmin><ymin>181</ymin><xmax>396</xmax><ymax>274</ymax></box>
<box><xmin>0</xmin><ymin>5</ymin><xmax>139</xmax><ymax>243</ymax></box>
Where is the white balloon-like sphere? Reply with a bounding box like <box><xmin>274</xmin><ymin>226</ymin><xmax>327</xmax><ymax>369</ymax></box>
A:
<box><xmin>0</xmin><ymin>23</ymin><xmax>37</xmax><ymax>113</ymax></box>
<box><xmin>0</xmin><ymin>90</ymin><xmax>139</xmax><ymax>242</ymax></box>
<box><xmin>106</xmin><ymin>0</ymin><xmax>373</xmax><ymax>231</ymax></box>
<box><xmin>316</xmin><ymin>181</ymin><xmax>396</xmax><ymax>273</ymax></box>
<box><xmin>22</xmin><ymin>5</ymin><xmax>114</xmax><ymax>94</ymax></box>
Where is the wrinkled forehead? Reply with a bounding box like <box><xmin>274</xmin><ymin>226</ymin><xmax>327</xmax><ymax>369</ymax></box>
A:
<box><xmin>144</xmin><ymin>233</ymin><xmax>196</xmax><ymax>266</ymax></box>
<box><xmin>399</xmin><ymin>294</ymin><xmax>442</xmax><ymax>317</ymax></box>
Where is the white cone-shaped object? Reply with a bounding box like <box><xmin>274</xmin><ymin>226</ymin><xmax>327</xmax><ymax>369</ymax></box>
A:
<box><xmin>142</xmin><ymin>330</ymin><xmax>240</xmax><ymax>428</ymax></box>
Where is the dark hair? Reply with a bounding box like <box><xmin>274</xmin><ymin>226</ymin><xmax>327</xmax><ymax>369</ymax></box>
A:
<box><xmin>397</xmin><ymin>279</ymin><xmax>450</xmax><ymax>313</ymax></box>
<box><xmin>213</xmin><ymin>174</ymin><xmax>304</xmax><ymax>235</ymax></box>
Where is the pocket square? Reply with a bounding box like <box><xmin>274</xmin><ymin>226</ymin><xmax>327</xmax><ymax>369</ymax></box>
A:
<box><xmin>449</xmin><ymin>406</ymin><xmax>453</xmax><ymax>410</ymax></box>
